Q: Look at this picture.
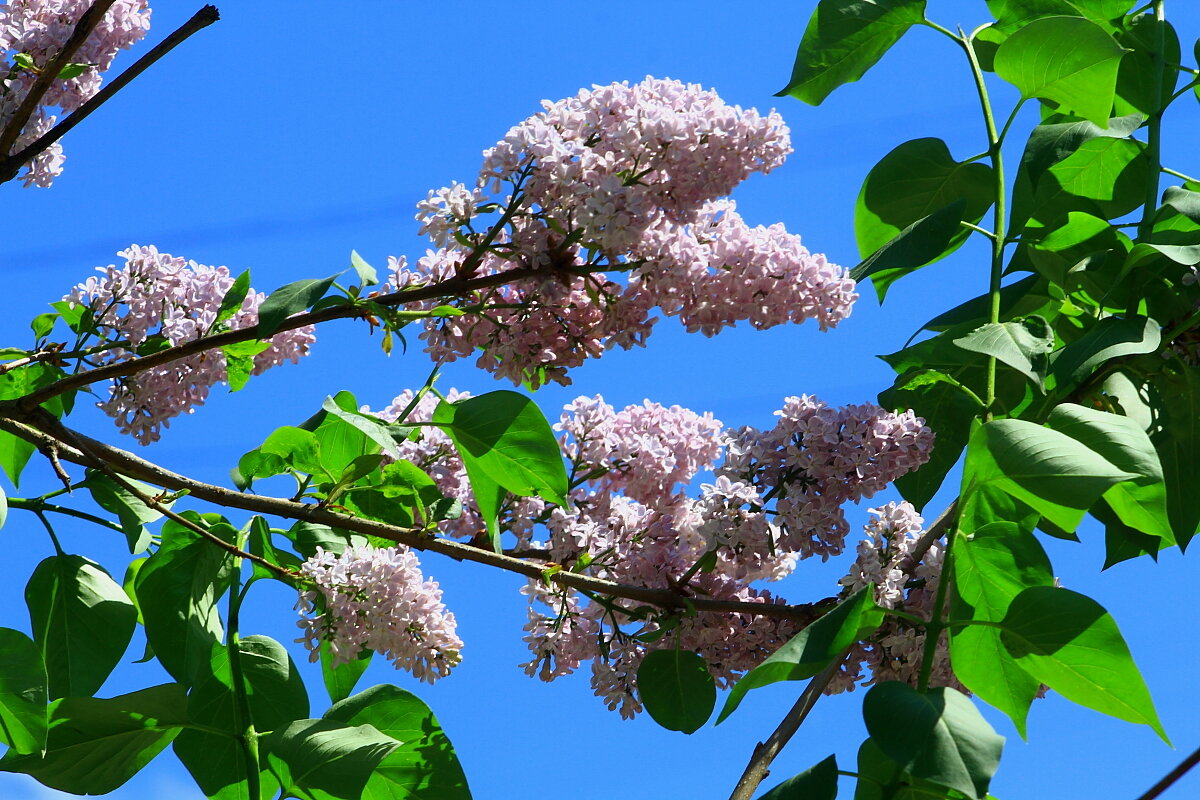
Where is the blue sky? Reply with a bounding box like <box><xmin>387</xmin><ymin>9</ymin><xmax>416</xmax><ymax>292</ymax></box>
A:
<box><xmin>1</xmin><ymin>2</ymin><xmax>1198</xmax><ymax>798</ymax></box>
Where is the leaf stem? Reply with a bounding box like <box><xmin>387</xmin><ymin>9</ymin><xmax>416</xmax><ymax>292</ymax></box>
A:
<box><xmin>1162</xmin><ymin>166</ymin><xmax>1200</xmax><ymax>184</ymax></box>
<box><xmin>959</xmin><ymin>29</ymin><xmax>1008</xmax><ymax>417</ymax></box>
<box><xmin>8</xmin><ymin>496</ymin><xmax>124</xmax><ymax>532</ymax></box>
<box><xmin>225</xmin><ymin>542</ymin><xmax>261</xmax><ymax>799</ymax></box>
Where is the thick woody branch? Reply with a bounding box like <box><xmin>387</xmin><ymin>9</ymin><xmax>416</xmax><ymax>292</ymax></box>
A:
<box><xmin>5</xmin><ymin>6</ymin><xmax>221</xmax><ymax>177</ymax></box>
<box><xmin>0</xmin><ymin>411</ymin><xmax>834</xmax><ymax>626</ymax></box>
<box><xmin>0</xmin><ymin>0</ymin><xmax>119</xmax><ymax>161</ymax></box>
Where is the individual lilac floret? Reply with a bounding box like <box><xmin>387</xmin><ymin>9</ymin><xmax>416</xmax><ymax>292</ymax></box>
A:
<box><xmin>297</xmin><ymin>544</ymin><xmax>463</xmax><ymax>683</ymax></box>
<box><xmin>1</xmin><ymin>0</ymin><xmax>151</xmax><ymax>187</ymax></box>
<box><xmin>826</xmin><ymin>502</ymin><xmax>961</xmax><ymax>695</ymax></box>
<box><xmin>390</xmin><ymin>77</ymin><xmax>855</xmax><ymax>388</ymax></box>
<box><xmin>68</xmin><ymin>244</ymin><xmax>316</xmax><ymax>444</ymax></box>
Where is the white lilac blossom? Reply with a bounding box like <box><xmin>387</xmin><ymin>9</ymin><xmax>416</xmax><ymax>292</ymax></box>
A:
<box><xmin>826</xmin><ymin>502</ymin><xmax>962</xmax><ymax>695</ymax></box>
<box><xmin>296</xmin><ymin>545</ymin><xmax>463</xmax><ymax>683</ymax></box>
<box><xmin>1</xmin><ymin>0</ymin><xmax>151</xmax><ymax>186</ymax></box>
<box><xmin>68</xmin><ymin>244</ymin><xmax>315</xmax><ymax>444</ymax></box>
<box><xmin>387</xmin><ymin>77</ymin><xmax>857</xmax><ymax>388</ymax></box>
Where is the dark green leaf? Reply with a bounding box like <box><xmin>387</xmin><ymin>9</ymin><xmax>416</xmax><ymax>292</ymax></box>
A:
<box><xmin>0</xmin><ymin>628</ymin><xmax>47</xmax><ymax>755</ymax></box>
<box><xmin>321</xmin><ymin>641</ymin><xmax>372</xmax><ymax>705</ymax></box>
<box><xmin>82</xmin><ymin>470</ymin><xmax>165</xmax><ymax>554</ymax></box>
<box><xmin>1149</xmin><ymin>366</ymin><xmax>1200</xmax><ymax>549</ymax></box>
<box><xmin>777</xmin><ymin>0</ymin><xmax>927</xmax><ymax>105</ymax></box>
<box><xmin>283</xmin><ymin>521</ymin><xmax>367</xmax><ymax>559</ymax></box>
<box><xmin>986</xmin><ymin>1</ymin><xmax>1134</xmax><ymax>33</ymax></box>
<box><xmin>851</xmin><ymin>201</ymin><xmax>968</xmax><ymax>301</ymax></box>
<box><xmin>1000</xmin><ymin>586</ymin><xmax>1166</xmax><ymax>740</ymax></box>
<box><xmin>26</xmin><ymin>555</ymin><xmax>136</xmax><ymax>700</ymax></box>
<box><xmin>1093</xmin><ymin>497</ymin><xmax>1163</xmax><ymax>568</ymax></box>
<box><xmin>256</xmin><ymin>274</ymin><xmax>339</xmax><ymax>337</ymax></box>
<box><xmin>263</xmin><ymin>718</ymin><xmax>401</xmax><ymax>800</ymax></box>
<box><xmin>718</xmin><ymin>586</ymin><xmax>882</xmax><ymax>723</ymax></box>
<box><xmin>1050</xmin><ymin>315</ymin><xmax>1160</xmax><ymax>387</ymax></box>
<box><xmin>324</xmin><ymin>684</ymin><xmax>471</xmax><ymax>800</ymax></box>
<box><xmin>994</xmin><ymin>16</ymin><xmax>1127</xmax><ymax>126</ymax></box>
<box><xmin>133</xmin><ymin>519</ymin><xmax>236</xmax><ymax>686</ymax></box>
<box><xmin>1040</xmin><ymin>137</ymin><xmax>1149</xmax><ymax>220</ymax></box>
<box><xmin>637</xmin><ymin>649</ymin><xmax>715</xmax><ymax>734</ymax></box>
<box><xmin>0</xmin><ymin>683</ymin><xmax>187</xmax><ymax>795</ymax></box>
<box><xmin>350</xmin><ymin>251</ymin><xmax>378</xmax><ymax>287</ymax></box>
<box><xmin>856</xmin><ymin>138</ymin><xmax>994</xmax><ymax>268</ymax></box>
<box><xmin>758</xmin><ymin>754</ymin><xmax>838</xmax><ymax>800</ymax></box>
<box><xmin>953</xmin><ymin>316</ymin><xmax>1054</xmax><ymax>390</ymax></box>
<box><xmin>863</xmin><ymin>682</ymin><xmax>1004</xmax><ymax>799</ymax></box>
<box><xmin>214</xmin><ymin>270</ymin><xmax>252</xmax><ymax>328</ymax></box>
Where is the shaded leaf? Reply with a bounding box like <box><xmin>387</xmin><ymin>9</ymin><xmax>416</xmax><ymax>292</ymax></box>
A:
<box><xmin>953</xmin><ymin>316</ymin><xmax>1054</xmax><ymax>390</ymax></box>
<box><xmin>759</xmin><ymin>754</ymin><xmax>838</xmax><ymax>800</ymax></box>
<box><xmin>263</xmin><ymin>718</ymin><xmax>401</xmax><ymax>800</ymax></box>
<box><xmin>0</xmin><ymin>628</ymin><xmax>47</xmax><ymax>755</ymax></box>
<box><xmin>1050</xmin><ymin>315</ymin><xmax>1160</xmax><ymax>387</ymax></box>
<box><xmin>321</xmin><ymin>641</ymin><xmax>372</xmax><ymax>705</ymax></box>
<box><xmin>256</xmin><ymin>274</ymin><xmax>339</xmax><ymax>337</ymax></box>
<box><xmin>852</xmin><ymin>201</ymin><xmax>969</xmax><ymax>301</ymax></box>
<box><xmin>637</xmin><ymin>649</ymin><xmax>715</xmax><ymax>734</ymax></box>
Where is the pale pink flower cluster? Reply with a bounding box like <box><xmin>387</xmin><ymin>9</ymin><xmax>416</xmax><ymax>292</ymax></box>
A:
<box><xmin>68</xmin><ymin>244</ymin><xmax>315</xmax><ymax>444</ymax></box>
<box><xmin>714</xmin><ymin>396</ymin><xmax>935</xmax><ymax>561</ymax></box>
<box><xmin>0</xmin><ymin>0</ymin><xmax>150</xmax><ymax>186</ymax></box>
<box><xmin>389</xmin><ymin>77</ymin><xmax>856</xmax><ymax>388</ymax></box>
<box><xmin>827</xmin><ymin>502</ymin><xmax>961</xmax><ymax>694</ymax></box>
<box><xmin>296</xmin><ymin>544</ymin><xmax>463</xmax><ymax>683</ymax></box>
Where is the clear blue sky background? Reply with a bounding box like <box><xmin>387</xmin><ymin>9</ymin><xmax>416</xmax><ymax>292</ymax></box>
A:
<box><xmin>0</xmin><ymin>2</ymin><xmax>1197</xmax><ymax>798</ymax></box>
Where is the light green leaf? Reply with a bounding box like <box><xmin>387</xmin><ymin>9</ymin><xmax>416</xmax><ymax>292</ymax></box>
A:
<box><xmin>320</xmin><ymin>396</ymin><xmax>405</xmax><ymax>460</ymax></box>
<box><xmin>0</xmin><ymin>628</ymin><xmax>47</xmax><ymax>755</ymax></box>
<box><xmin>777</xmin><ymin>0</ymin><xmax>927</xmax><ymax>105</ymax></box>
<box><xmin>26</xmin><ymin>555</ymin><xmax>137</xmax><ymax>700</ymax></box>
<box><xmin>637</xmin><ymin>650</ymin><xmax>715</xmax><ymax>734</ymax></box>
<box><xmin>260</xmin><ymin>426</ymin><xmax>328</xmax><ymax>478</ymax></box>
<box><xmin>994</xmin><ymin>16</ymin><xmax>1127</xmax><ymax>126</ymax></box>
<box><xmin>0</xmin><ymin>683</ymin><xmax>187</xmax><ymax>795</ymax></box>
<box><xmin>1000</xmin><ymin>586</ymin><xmax>1166</xmax><ymax>740</ymax></box>
<box><xmin>863</xmin><ymin>682</ymin><xmax>1005</xmax><ymax>799</ymax></box>
<box><xmin>298</xmin><ymin>390</ymin><xmax>379</xmax><ymax>479</ymax></box>
<box><xmin>718</xmin><ymin>586</ymin><xmax>882</xmax><ymax>723</ymax></box>
<box><xmin>350</xmin><ymin>251</ymin><xmax>378</xmax><ymax>287</ymax></box>
<box><xmin>953</xmin><ymin>316</ymin><xmax>1054</xmax><ymax>390</ymax></box>
<box><xmin>320</xmin><ymin>641</ymin><xmax>372</xmax><ymax>705</ymax></box>
<box><xmin>214</xmin><ymin>270</ymin><xmax>252</xmax><ymax>328</ymax></box>
<box><xmin>82</xmin><ymin>470</ymin><xmax>166</xmax><ymax>554</ymax></box>
<box><xmin>324</xmin><ymin>684</ymin><xmax>472</xmax><ymax>800</ymax></box>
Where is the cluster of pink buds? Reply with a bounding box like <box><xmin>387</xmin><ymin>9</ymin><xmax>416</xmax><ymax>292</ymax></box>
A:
<box><xmin>1</xmin><ymin>0</ymin><xmax>151</xmax><ymax>186</ymax></box>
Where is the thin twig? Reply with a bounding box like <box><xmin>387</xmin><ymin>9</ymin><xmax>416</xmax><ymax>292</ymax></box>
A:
<box><xmin>6</xmin><ymin>6</ymin><xmax>221</xmax><ymax>174</ymax></box>
<box><xmin>1135</xmin><ymin>744</ymin><xmax>1200</xmax><ymax>800</ymax></box>
<box><xmin>0</xmin><ymin>0</ymin><xmax>119</xmax><ymax>161</ymax></box>
<box><xmin>0</xmin><ymin>411</ymin><xmax>832</xmax><ymax>624</ymax></box>
<box><xmin>727</xmin><ymin>655</ymin><xmax>848</xmax><ymax>800</ymax></box>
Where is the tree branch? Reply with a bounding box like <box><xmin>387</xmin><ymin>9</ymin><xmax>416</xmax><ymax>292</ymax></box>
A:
<box><xmin>4</xmin><ymin>6</ymin><xmax>221</xmax><ymax>178</ymax></box>
<box><xmin>0</xmin><ymin>410</ymin><xmax>834</xmax><ymax>625</ymax></box>
<box><xmin>1136</xmin><ymin>743</ymin><xmax>1200</xmax><ymax>800</ymax></box>
<box><xmin>0</xmin><ymin>0</ymin><xmax>119</xmax><ymax>161</ymax></box>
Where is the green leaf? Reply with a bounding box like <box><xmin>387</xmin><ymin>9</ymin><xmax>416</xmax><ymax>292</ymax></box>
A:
<box><xmin>994</xmin><ymin>16</ymin><xmax>1127</xmax><ymax>127</ymax></box>
<box><xmin>1093</xmin><ymin>497</ymin><xmax>1163</xmax><ymax>568</ymax></box>
<box><xmin>0</xmin><ymin>432</ymin><xmax>34</xmax><ymax>489</ymax></box>
<box><xmin>718</xmin><ymin>586</ymin><xmax>882</xmax><ymax>723</ymax></box>
<box><xmin>283</xmin><ymin>521</ymin><xmax>367</xmax><ymax>559</ymax></box>
<box><xmin>1050</xmin><ymin>315</ymin><xmax>1160</xmax><ymax>387</ymax></box>
<box><xmin>962</xmin><ymin>419</ymin><xmax>1138</xmax><ymax>533</ymax></box>
<box><xmin>1046</xmin><ymin>403</ymin><xmax>1171</xmax><ymax>539</ymax></box>
<box><xmin>133</xmin><ymin>519</ymin><xmax>236</xmax><ymax>686</ymax></box>
<box><xmin>986</xmin><ymin>1</ymin><xmax>1134</xmax><ymax>32</ymax></box>
<box><xmin>880</xmin><ymin>370</ymin><xmax>984</xmax><ymax>511</ymax></box>
<box><xmin>298</xmin><ymin>390</ymin><xmax>379</xmax><ymax>478</ymax></box>
<box><xmin>321</xmin><ymin>641</ymin><xmax>372</xmax><ymax>705</ymax></box>
<box><xmin>636</xmin><ymin>649</ymin><xmax>715</xmax><ymax>734</ymax></box>
<box><xmin>851</xmin><ymin>201</ymin><xmax>969</xmax><ymax>301</ymax></box>
<box><xmin>999</xmin><ymin>586</ymin><xmax>1166</xmax><ymax>740</ymax></box>
<box><xmin>0</xmin><ymin>628</ymin><xmax>47</xmax><ymax>755</ymax></box>
<box><xmin>758</xmin><ymin>754</ymin><xmax>839</xmax><ymax>800</ymax></box>
<box><xmin>26</xmin><ymin>555</ymin><xmax>137</xmax><ymax>700</ymax></box>
<box><xmin>260</xmin><ymin>426</ymin><xmax>328</xmax><ymax>478</ymax></box>
<box><xmin>0</xmin><ymin>683</ymin><xmax>187</xmax><ymax>795</ymax></box>
<box><xmin>256</xmin><ymin>273</ymin><xmax>339</xmax><ymax>337</ymax></box>
<box><xmin>324</xmin><ymin>684</ymin><xmax>471</xmax><ymax>800</ymax></box>
<box><xmin>950</xmin><ymin>522</ymin><xmax>1052</xmax><ymax>736</ymax></box>
<box><xmin>263</xmin><ymin>718</ymin><xmax>401</xmax><ymax>800</ymax></box>
<box><xmin>320</xmin><ymin>396</ymin><xmax>406</xmax><ymax>460</ymax></box>
<box><xmin>1115</xmin><ymin>15</ymin><xmax>1179</xmax><ymax>117</ymax></box>
<box><xmin>1040</xmin><ymin>137</ymin><xmax>1149</xmax><ymax>220</ymax></box>
<box><xmin>350</xmin><ymin>251</ymin><xmax>378</xmax><ymax>287</ymax></box>
<box><xmin>174</xmin><ymin>636</ymin><xmax>307</xmax><ymax>800</ymax></box>
<box><xmin>82</xmin><ymin>470</ymin><xmax>166</xmax><ymax>554</ymax></box>
<box><xmin>863</xmin><ymin>682</ymin><xmax>1004</xmax><ymax>800</ymax></box>
<box><xmin>778</xmin><ymin>0</ymin><xmax>927</xmax><ymax>105</ymax></box>
<box><xmin>222</xmin><ymin>339</ymin><xmax>271</xmax><ymax>393</ymax></box>
<box><xmin>1149</xmin><ymin>366</ymin><xmax>1200</xmax><ymax>549</ymax></box>
<box><xmin>432</xmin><ymin>390</ymin><xmax>568</xmax><ymax>507</ymax></box>
<box><xmin>214</xmin><ymin>270</ymin><xmax>252</xmax><ymax>328</ymax></box>
<box><xmin>953</xmin><ymin>316</ymin><xmax>1054</xmax><ymax>390</ymax></box>
<box><xmin>856</xmin><ymin>138</ymin><xmax>994</xmax><ymax>269</ymax></box>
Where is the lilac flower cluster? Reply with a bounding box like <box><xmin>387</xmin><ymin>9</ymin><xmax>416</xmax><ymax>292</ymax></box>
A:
<box><xmin>828</xmin><ymin>502</ymin><xmax>961</xmax><ymax>694</ymax></box>
<box><xmin>68</xmin><ymin>244</ymin><xmax>315</xmax><ymax>444</ymax></box>
<box><xmin>296</xmin><ymin>544</ymin><xmax>463</xmax><ymax>683</ymax></box>
<box><xmin>1</xmin><ymin>0</ymin><xmax>151</xmax><ymax>187</ymax></box>
<box><xmin>388</xmin><ymin>77</ymin><xmax>857</xmax><ymax>388</ymax></box>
